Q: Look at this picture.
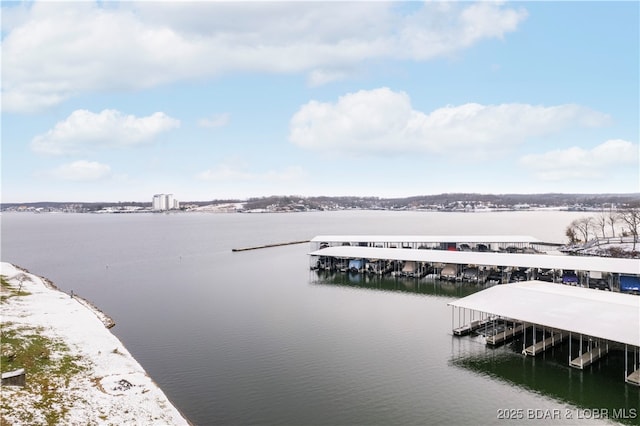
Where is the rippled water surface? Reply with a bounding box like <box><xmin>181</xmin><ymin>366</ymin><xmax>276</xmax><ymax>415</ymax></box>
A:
<box><xmin>2</xmin><ymin>210</ymin><xmax>638</xmax><ymax>425</ymax></box>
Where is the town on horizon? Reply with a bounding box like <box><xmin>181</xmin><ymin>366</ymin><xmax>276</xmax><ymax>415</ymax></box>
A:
<box><xmin>3</xmin><ymin>192</ymin><xmax>639</xmax><ymax>214</ymax></box>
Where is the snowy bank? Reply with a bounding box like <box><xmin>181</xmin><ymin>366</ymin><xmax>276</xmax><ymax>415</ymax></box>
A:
<box><xmin>0</xmin><ymin>262</ymin><xmax>190</xmax><ymax>425</ymax></box>
<box><xmin>560</xmin><ymin>236</ymin><xmax>640</xmax><ymax>258</ymax></box>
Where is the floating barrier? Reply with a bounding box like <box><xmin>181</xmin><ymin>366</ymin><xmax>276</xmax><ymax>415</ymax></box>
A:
<box><xmin>232</xmin><ymin>240</ymin><xmax>310</xmax><ymax>252</ymax></box>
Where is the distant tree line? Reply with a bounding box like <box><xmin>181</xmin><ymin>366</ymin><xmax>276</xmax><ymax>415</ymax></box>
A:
<box><xmin>240</xmin><ymin>193</ymin><xmax>640</xmax><ymax>210</ymax></box>
<box><xmin>3</xmin><ymin>193</ymin><xmax>639</xmax><ymax>212</ymax></box>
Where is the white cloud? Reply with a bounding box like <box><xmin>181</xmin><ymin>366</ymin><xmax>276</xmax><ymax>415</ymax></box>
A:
<box><xmin>1</xmin><ymin>2</ymin><xmax>31</xmax><ymax>33</ymax></box>
<box><xmin>396</xmin><ymin>1</ymin><xmax>527</xmax><ymax>60</ymax></box>
<box><xmin>197</xmin><ymin>163</ymin><xmax>305</xmax><ymax>182</ymax></box>
<box><xmin>519</xmin><ymin>139</ymin><xmax>639</xmax><ymax>181</ymax></box>
<box><xmin>49</xmin><ymin>160</ymin><xmax>112</xmax><ymax>181</ymax></box>
<box><xmin>289</xmin><ymin>87</ymin><xmax>610</xmax><ymax>156</ymax></box>
<box><xmin>2</xmin><ymin>1</ymin><xmax>527</xmax><ymax>112</ymax></box>
<box><xmin>307</xmin><ymin>69</ymin><xmax>350</xmax><ymax>87</ymax></box>
<box><xmin>197</xmin><ymin>164</ymin><xmax>254</xmax><ymax>181</ymax></box>
<box><xmin>263</xmin><ymin>166</ymin><xmax>306</xmax><ymax>181</ymax></box>
<box><xmin>198</xmin><ymin>113</ymin><xmax>230</xmax><ymax>128</ymax></box>
<box><xmin>31</xmin><ymin>109</ymin><xmax>180</xmax><ymax>155</ymax></box>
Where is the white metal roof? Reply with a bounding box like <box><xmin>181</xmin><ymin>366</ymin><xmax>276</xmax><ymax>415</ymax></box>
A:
<box><xmin>310</xmin><ymin>235</ymin><xmax>541</xmax><ymax>243</ymax></box>
<box><xmin>447</xmin><ymin>281</ymin><xmax>640</xmax><ymax>347</ymax></box>
<box><xmin>308</xmin><ymin>246</ymin><xmax>640</xmax><ymax>275</ymax></box>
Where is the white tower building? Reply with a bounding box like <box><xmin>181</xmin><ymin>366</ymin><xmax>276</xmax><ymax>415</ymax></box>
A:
<box><xmin>152</xmin><ymin>194</ymin><xmax>178</xmax><ymax>211</ymax></box>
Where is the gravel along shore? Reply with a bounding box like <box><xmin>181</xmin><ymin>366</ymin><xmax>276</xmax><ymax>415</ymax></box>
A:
<box><xmin>1</xmin><ymin>262</ymin><xmax>190</xmax><ymax>425</ymax></box>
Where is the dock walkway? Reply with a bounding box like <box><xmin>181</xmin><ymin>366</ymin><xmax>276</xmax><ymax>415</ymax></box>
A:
<box><xmin>523</xmin><ymin>332</ymin><xmax>568</xmax><ymax>356</ymax></box>
<box><xmin>627</xmin><ymin>369</ymin><xmax>640</xmax><ymax>386</ymax></box>
<box><xmin>486</xmin><ymin>324</ymin><xmax>525</xmax><ymax>346</ymax></box>
<box><xmin>570</xmin><ymin>346</ymin><xmax>609</xmax><ymax>369</ymax></box>
<box><xmin>453</xmin><ymin>318</ymin><xmax>492</xmax><ymax>336</ymax></box>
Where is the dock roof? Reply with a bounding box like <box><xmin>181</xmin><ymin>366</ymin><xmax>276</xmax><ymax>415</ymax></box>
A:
<box><xmin>310</xmin><ymin>235</ymin><xmax>541</xmax><ymax>243</ymax></box>
<box><xmin>447</xmin><ymin>281</ymin><xmax>640</xmax><ymax>347</ymax></box>
<box><xmin>308</xmin><ymin>246</ymin><xmax>640</xmax><ymax>275</ymax></box>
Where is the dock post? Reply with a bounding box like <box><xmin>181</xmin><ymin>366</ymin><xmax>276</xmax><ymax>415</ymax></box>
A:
<box><xmin>625</xmin><ymin>344</ymin><xmax>628</xmax><ymax>379</ymax></box>
<box><xmin>451</xmin><ymin>306</ymin><xmax>454</xmax><ymax>331</ymax></box>
<box><xmin>579</xmin><ymin>334</ymin><xmax>583</xmax><ymax>357</ymax></box>
<box><xmin>492</xmin><ymin>316</ymin><xmax>496</xmax><ymax>339</ymax></box>
<box><xmin>533</xmin><ymin>324</ymin><xmax>536</xmax><ymax>347</ymax></box>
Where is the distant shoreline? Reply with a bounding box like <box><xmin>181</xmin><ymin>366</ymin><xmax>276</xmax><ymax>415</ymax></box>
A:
<box><xmin>2</xmin><ymin>192</ymin><xmax>638</xmax><ymax>214</ymax></box>
<box><xmin>2</xmin><ymin>205</ymin><xmax>635</xmax><ymax>215</ymax></box>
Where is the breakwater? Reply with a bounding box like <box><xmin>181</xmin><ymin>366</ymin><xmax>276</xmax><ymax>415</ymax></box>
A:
<box><xmin>232</xmin><ymin>240</ymin><xmax>310</xmax><ymax>252</ymax></box>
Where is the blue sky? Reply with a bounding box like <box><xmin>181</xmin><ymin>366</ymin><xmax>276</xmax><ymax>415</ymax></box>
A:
<box><xmin>2</xmin><ymin>1</ymin><xmax>638</xmax><ymax>203</ymax></box>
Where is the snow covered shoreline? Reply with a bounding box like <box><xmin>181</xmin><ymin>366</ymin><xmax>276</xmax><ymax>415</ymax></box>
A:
<box><xmin>560</xmin><ymin>236</ymin><xmax>639</xmax><ymax>258</ymax></box>
<box><xmin>0</xmin><ymin>262</ymin><xmax>191</xmax><ymax>425</ymax></box>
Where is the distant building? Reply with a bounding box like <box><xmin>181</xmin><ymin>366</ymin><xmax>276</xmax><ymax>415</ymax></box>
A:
<box><xmin>152</xmin><ymin>194</ymin><xmax>179</xmax><ymax>211</ymax></box>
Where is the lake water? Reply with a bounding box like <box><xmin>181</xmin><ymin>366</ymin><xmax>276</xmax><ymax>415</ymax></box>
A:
<box><xmin>2</xmin><ymin>210</ymin><xmax>638</xmax><ymax>425</ymax></box>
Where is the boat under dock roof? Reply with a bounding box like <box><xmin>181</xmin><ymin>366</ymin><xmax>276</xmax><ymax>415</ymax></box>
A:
<box><xmin>308</xmin><ymin>246</ymin><xmax>640</xmax><ymax>275</ymax></box>
<box><xmin>447</xmin><ymin>281</ymin><xmax>640</xmax><ymax>347</ymax></box>
<box><xmin>310</xmin><ymin>235</ymin><xmax>541</xmax><ymax>243</ymax></box>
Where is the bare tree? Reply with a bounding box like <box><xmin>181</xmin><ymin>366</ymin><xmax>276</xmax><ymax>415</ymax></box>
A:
<box><xmin>574</xmin><ymin>216</ymin><xmax>594</xmax><ymax>242</ymax></box>
<box><xmin>594</xmin><ymin>211</ymin><xmax>607</xmax><ymax>239</ymax></box>
<box><xmin>567</xmin><ymin>217</ymin><xmax>593</xmax><ymax>243</ymax></box>
<box><xmin>619</xmin><ymin>207</ymin><xmax>640</xmax><ymax>251</ymax></box>
<box><xmin>607</xmin><ymin>209</ymin><xmax>619</xmax><ymax>237</ymax></box>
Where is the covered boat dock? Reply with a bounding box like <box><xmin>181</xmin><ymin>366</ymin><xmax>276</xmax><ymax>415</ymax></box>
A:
<box><xmin>310</xmin><ymin>235</ymin><xmax>545</xmax><ymax>252</ymax></box>
<box><xmin>309</xmin><ymin>245</ymin><xmax>640</xmax><ymax>288</ymax></box>
<box><xmin>309</xmin><ymin>245</ymin><xmax>639</xmax><ymax>275</ymax></box>
<box><xmin>308</xmin><ymin>237</ymin><xmax>640</xmax><ymax>385</ymax></box>
<box><xmin>448</xmin><ymin>281</ymin><xmax>640</xmax><ymax>385</ymax></box>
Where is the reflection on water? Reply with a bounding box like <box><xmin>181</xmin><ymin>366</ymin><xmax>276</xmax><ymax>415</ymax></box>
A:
<box><xmin>314</xmin><ymin>268</ymin><xmax>640</xmax><ymax>425</ymax></box>
<box><xmin>450</xmin><ymin>332</ymin><xmax>640</xmax><ymax>425</ymax></box>
<box><xmin>311</xmin><ymin>269</ymin><xmax>490</xmax><ymax>299</ymax></box>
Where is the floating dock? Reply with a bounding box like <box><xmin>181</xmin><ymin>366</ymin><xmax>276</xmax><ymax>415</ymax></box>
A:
<box><xmin>448</xmin><ymin>282</ymin><xmax>640</xmax><ymax>385</ymax></box>
<box><xmin>453</xmin><ymin>318</ymin><xmax>493</xmax><ymax>336</ymax></box>
<box><xmin>307</xmin><ymin>235</ymin><xmax>640</xmax><ymax>386</ymax></box>
<box><xmin>309</xmin><ymin>237</ymin><xmax>639</xmax><ymax>290</ymax></box>
<box><xmin>627</xmin><ymin>369</ymin><xmax>640</xmax><ymax>385</ymax></box>
<box><xmin>570</xmin><ymin>346</ymin><xmax>609</xmax><ymax>369</ymax></box>
<box><xmin>310</xmin><ymin>235</ymin><xmax>543</xmax><ymax>251</ymax></box>
<box><xmin>486</xmin><ymin>323</ymin><xmax>526</xmax><ymax>346</ymax></box>
<box><xmin>523</xmin><ymin>332</ymin><xmax>567</xmax><ymax>356</ymax></box>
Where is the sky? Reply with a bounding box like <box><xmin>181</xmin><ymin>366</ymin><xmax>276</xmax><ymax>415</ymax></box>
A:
<box><xmin>1</xmin><ymin>1</ymin><xmax>639</xmax><ymax>203</ymax></box>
